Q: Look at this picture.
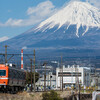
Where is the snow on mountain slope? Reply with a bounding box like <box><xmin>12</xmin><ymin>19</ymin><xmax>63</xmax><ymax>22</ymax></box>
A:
<box><xmin>35</xmin><ymin>1</ymin><xmax>100</xmax><ymax>37</ymax></box>
<box><xmin>1</xmin><ymin>1</ymin><xmax>100</xmax><ymax>51</ymax></box>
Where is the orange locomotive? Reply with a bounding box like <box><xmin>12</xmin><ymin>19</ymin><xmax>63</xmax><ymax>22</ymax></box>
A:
<box><xmin>0</xmin><ymin>64</ymin><xmax>26</xmax><ymax>92</ymax></box>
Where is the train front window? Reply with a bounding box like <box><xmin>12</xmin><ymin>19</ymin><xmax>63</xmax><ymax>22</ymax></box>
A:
<box><xmin>0</xmin><ymin>70</ymin><xmax>6</xmax><ymax>76</ymax></box>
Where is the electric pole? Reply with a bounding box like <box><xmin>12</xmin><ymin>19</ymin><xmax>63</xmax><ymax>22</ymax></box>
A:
<box><xmin>4</xmin><ymin>45</ymin><xmax>8</xmax><ymax>64</ymax></box>
<box><xmin>33</xmin><ymin>49</ymin><xmax>35</xmax><ymax>92</ymax></box>
<box><xmin>48</xmin><ymin>71</ymin><xmax>49</xmax><ymax>86</ymax></box>
<box><xmin>75</xmin><ymin>65</ymin><xmax>79</xmax><ymax>91</ymax></box>
<box><xmin>60</xmin><ymin>67</ymin><xmax>62</xmax><ymax>91</ymax></box>
<box><xmin>50</xmin><ymin>72</ymin><xmax>51</xmax><ymax>89</ymax></box>
<box><xmin>79</xmin><ymin>84</ymin><xmax>80</xmax><ymax>100</ymax></box>
<box><xmin>61</xmin><ymin>55</ymin><xmax>63</xmax><ymax>92</ymax></box>
<box><xmin>30</xmin><ymin>59</ymin><xmax>33</xmax><ymax>92</ymax></box>
<box><xmin>44</xmin><ymin>62</ymin><xmax>47</xmax><ymax>92</ymax></box>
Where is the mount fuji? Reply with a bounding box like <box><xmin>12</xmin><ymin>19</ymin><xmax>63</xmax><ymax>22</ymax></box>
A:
<box><xmin>1</xmin><ymin>1</ymin><xmax>100</xmax><ymax>57</ymax></box>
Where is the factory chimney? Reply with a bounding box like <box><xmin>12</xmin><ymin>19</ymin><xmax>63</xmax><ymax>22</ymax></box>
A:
<box><xmin>21</xmin><ymin>49</ymin><xmax>23</xmax><ymax>69</ymax></box>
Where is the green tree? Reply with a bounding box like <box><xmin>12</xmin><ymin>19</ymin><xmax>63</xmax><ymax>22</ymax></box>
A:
<box><xmin>42</xmin><ymin>90</ymin><xmax>63</xmax><ymax>100</ymax></box>
<box><xmin>26</xmin><ymin>71</ymin><xmax>39</xmax><ymax>84</ymax></box>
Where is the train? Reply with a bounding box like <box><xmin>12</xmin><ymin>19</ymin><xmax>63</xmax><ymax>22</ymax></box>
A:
<box><xmin>0</xmin><ymin>64</ymin><xmax>26</xmax><ymax>93</ymax></box>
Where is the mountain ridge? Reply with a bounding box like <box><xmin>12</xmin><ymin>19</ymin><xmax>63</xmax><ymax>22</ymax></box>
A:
<box><xmin>0</xmin><ymin>1</ymin><xmax>100</xmax><ymax>54</ymax></box>
<box><xmin>34</xmin><ymin>1</ymin><xmax>100</xmax><ymax>37</ymax></box>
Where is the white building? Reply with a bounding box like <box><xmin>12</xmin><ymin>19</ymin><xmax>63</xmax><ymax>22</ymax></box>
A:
<box><xmin>90</xmin><ymin>73</ymin><xmax>100</xmax><ymax>90</ymax></box>
<box><xmin>36</xmin><ymin>72</ymin><xmax>56</xmax><ymax>87</ymax></box>
<box><xmin>56</xmin><ymin>65</ymin><xmax>90</xmax><ymax>89</ymax></box>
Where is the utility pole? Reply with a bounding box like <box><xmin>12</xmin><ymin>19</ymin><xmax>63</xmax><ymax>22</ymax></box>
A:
<box><xmin>95</xmin><ymin>66</ymin><xmax>96</xmax><ymax>91</ymax></box>
<box><xmin>4</xmin><ymin>45</ymin><xmax>8</xmax><ymax>64</ymax></box>
<box><xmin>60</xmin><ymin>65</ymin><xmax>62</xmax><ymax>91</ymax></box>
<box><xmin>61</xmin><ymin>55</ymin><xmax>63</xmax><ymax>92</ymax></box>
<box><xmin>60</xmin><ymin>72</ymin><xmax>61</xmax><ymax>90</ymax></box>
<box><xmin>44</xmin><ymin>62</ymin><xmax>47</xmax><ymax>92</ymax></box>
<box><xmin>75</xmin><ymin>65</ymin><xmax>79</xmax><ymax>91</ymax></box>
<box><xmin>33</xmin><ymin>49</ymin><xmax>35</xmax><ymax>92</ymax></box>
<box><xmin>30</xmin><ymin>59</ymin><xmax>33</xmax><ymax>92</ymax></box>
<box><xmin>79</xmin><ymin>84</ymin><xmax>80</xmax><ymax>100</ymax></box>
<box><xmin>71</xmin><ymin>66</ymin><xmax>74</xmax><ymax>100</ymax></box>
<box><xmin>48</xmin><ymin>71</ymin><xmax>49</xmax><ymax>86</ymax></box>
<box><xmin>50</xmin><ymin>72</ymin><xmax>51</xmax><ymax>89</ymax></box>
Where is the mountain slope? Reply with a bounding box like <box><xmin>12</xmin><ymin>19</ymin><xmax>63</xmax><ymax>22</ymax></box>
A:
<box><xmin>35</xmin><ymin>1</ymin><xmax>100</xmax><ymax>37</ymax></box>
<box><xmin>1</xmin><ymin>1</ymin><xmax>100</xmax><ymax>52</ymax></box>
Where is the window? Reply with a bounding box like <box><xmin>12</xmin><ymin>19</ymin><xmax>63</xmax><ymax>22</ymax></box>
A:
<box><xmin>0</xmin><ymin>70</ymin><xmax>6</xmax><ymax>76</ymax></box>
<box><xmin>58</xmin><ymin>72</ymin><xmax>81</xmax><ymax>77</ymax></box>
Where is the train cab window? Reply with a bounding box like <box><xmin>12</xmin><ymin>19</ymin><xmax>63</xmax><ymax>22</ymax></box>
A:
<box><xmin>0</xmin><ymin>70</ymin><xmax>6</xmax><ymax>76</ymax></box>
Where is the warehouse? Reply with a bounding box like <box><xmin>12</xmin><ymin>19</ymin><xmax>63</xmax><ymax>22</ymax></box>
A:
<box><xmin>36</xmin><ymin>72</ymin><xmax>56</xmax><ymax>88</ymax></box>
<box><xmin>56</xmin><ymin>65</ymin><xmax>90</xmax><ymax>89</ymax></box>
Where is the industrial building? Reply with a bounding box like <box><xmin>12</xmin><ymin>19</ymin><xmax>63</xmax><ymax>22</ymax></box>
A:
<box><xmin>35</xmin><ymin>72</ymin><xmax>56</xmax><ymax>88</ymax></box>
<box><xmin>56</xmin><ymin>65</ymin><xmax>90</xmax><ymax>89</ymax></box>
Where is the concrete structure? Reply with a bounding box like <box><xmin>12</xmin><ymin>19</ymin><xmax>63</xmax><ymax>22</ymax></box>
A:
<box><xmin>90</xmin><ymin>73</ymin><xmax>100</xmax><ymax>90</ymax></box>
<box><xmin>56</xmin><ymin>65</ymin><xmax>90</xmax><ymax>89</ymax></box>
<box><xmin>36</xmin><ymin>72</ymin><xmax>56</xmax><ymax>88</ymax></box>
<box><xmin>98</xmin><ymin>77</ymin><xmax>100</xmax><ymax>90</ymax></box>
<box><xmin>96</xmin><ymin>68</ymin><xmax>100</xmax><ymax>75</ymax></box>
<box><xmin>90</xmin><ymin>74</ymin><xmax>98</xmax><ymax>87</ymax></box>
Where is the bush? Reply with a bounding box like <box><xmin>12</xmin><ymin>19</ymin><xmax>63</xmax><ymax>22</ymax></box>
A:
<box><xmin>42</xmin><ymin>90</ymin><xmax>63</xmax><ymax>100</ymax></box>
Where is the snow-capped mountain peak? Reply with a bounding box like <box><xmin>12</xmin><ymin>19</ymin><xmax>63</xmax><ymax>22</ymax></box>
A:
<box><xmin>35</xmin><ymin>1</ymin><xmax>100</xmax><ymax>37</ymax></box>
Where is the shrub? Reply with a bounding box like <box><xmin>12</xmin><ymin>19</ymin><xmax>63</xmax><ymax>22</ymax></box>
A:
<box><xmin>42</xmin><ymin>90</ymin><xmax>63</xmax><ymax>100</ymax></box>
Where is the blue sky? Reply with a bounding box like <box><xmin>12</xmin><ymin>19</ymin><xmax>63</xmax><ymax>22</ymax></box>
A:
<box><xmin>0</xmin><ymin>0</ymin><xmax>99</xmax><ymax>42</ymax></box>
